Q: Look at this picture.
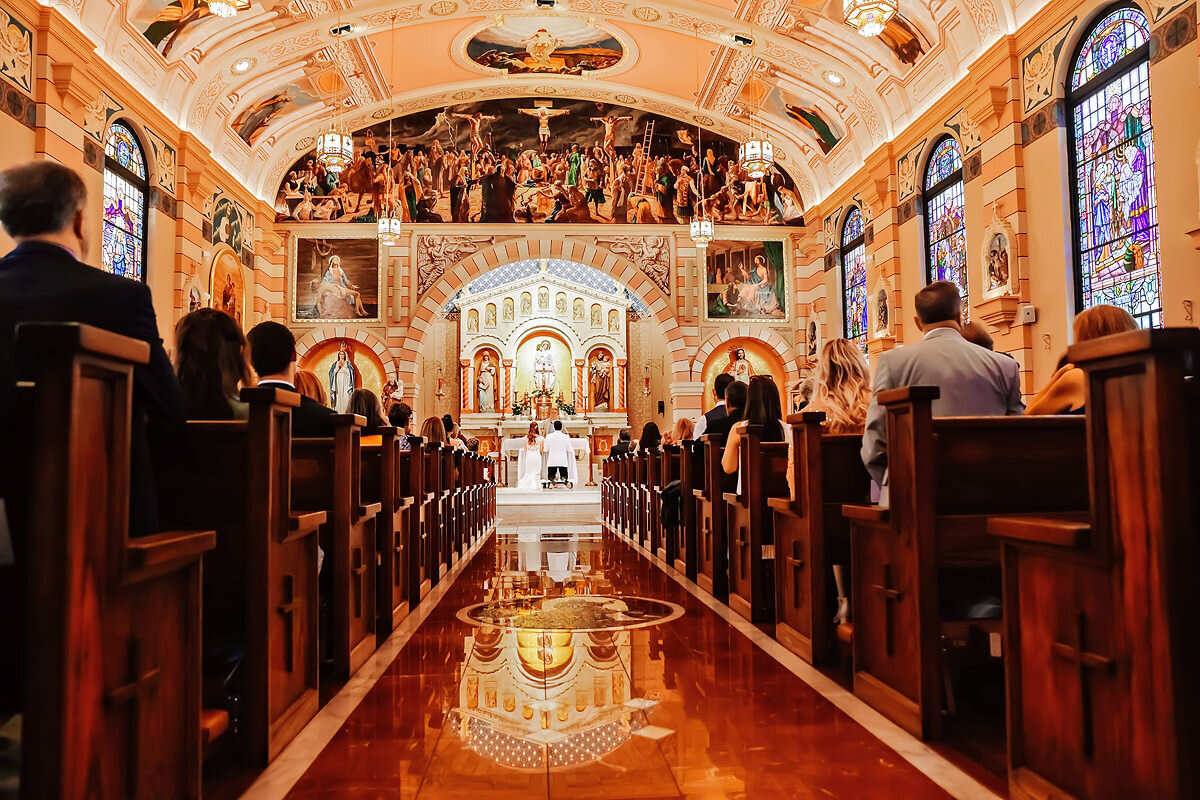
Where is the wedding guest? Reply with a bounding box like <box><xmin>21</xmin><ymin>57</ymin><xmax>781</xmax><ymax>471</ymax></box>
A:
<box><xmin>349</xmin><ymin>388</ymin><xmax>386</xmax><ymax>443</ymax></box>
<box><xmin>636</xmin><ymin>421</ymin><xmax>662</xmax><ymax>453</ymax></box>
<box><xmin>247</xmin><ymin>321</ymin><xmax>336</xmax><ymax>437</ymax></box>
<box><xmin>960</xmin><ymin>321</ymin><xmax>995</xmax><ymax>351</ymax></box>
<box><xmin>295</xmin><ymin>369</ymin><xmax>328</xmax><ymax>405</ymax></box>
<box><xmin>174</xmin><ymin>308</ymin><xmax>252</xmax><ymax>421</ymax></box>
<box><xmin>722</xmin><ymin>375</ymin><xmax>784</xmax><ymax>475</ymax></box>
<box><xmin>665</xmin><ymin>416</ymin><xmax>694</xmax><ymax>445</ymax></box>
<box><xmin>607</xmin><ymin>428</ymin><xmax>632</xmax><ymax>460</ymax></box>
<box><xmin>1026</xmin><ymin>304</ymin><xmax>1138</xmax><ymax>415</ymax></box>
<box><xmin>704</xmin><ymin>380</ymin><xmax>747</xmax><ymax>438</ymax></box>
<box><xmin>694</xmin><ymin>373</ymin><xmax>735</xmax><ymax>438</ymax></box>
<box><xmin>421</xmin><ymin>415</ymin><xmax>448</xmax><ymax>444</ymax></box>
<box><xmin>388</xmin><ymin>402</ymin><xmax>415</xmax><ymax>451</ymax></box>
<box><xmin>805</xmin><ymin>339</ymin><xmax>871</xmax><ymax>434</ymax></box>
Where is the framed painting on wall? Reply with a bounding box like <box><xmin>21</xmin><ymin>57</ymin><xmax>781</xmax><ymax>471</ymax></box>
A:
<box><xmin>290</xmin><ymin>229</ymin><xmax>384</xmax><ymax>323</ymax></box>
<box><xmin>703</xmin><ymin>236</ymin><xmax>790</xmax><ymax>322</ymax></box>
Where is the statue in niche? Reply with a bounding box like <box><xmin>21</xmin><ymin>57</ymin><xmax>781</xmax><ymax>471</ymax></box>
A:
<box><xmin>591</xmin><ymin>304</ymin><xmax>602</xmax><ymax>328</ymax></box>
<box><xmin>538</xmin><ymin>286</ymin><xmax>549</xmax><ymax>309</ymax></box>
<box><xmin>876</xmin><ymin>288</ymin><xmax>889</xmax><ymax>333</ymax></box>
<box><xmin>467</xmin><ymin>309</ymin><xmax>479</xmax><ymax>333</ymax></box>
<box><xmin>608</xmin><ymin>309</ymin><xmax>620</xmax><ymax>333</ymax></box>
<box><xmin>521</xmin><ymin>292</ymin><xmax>532</xmax><ymax>315</ymax></box>
<box><xmin>807</xmin><ymin>321</ymin><xmax>818</xmax><ymax>359</ymax></box>
<box><xmin>533</xmin><ymin>340</ymin><xmax>557</xmax><ymax>394</ymax></box>
<box><xmin>328</xmin><ymin>342</ymin><xmax>358</xmax><ymax>413</ymax></box>
<box><xmin>485</xmin><ymin>304</ymin><xmax>497</xmax><ymax>327</ymax></box>
<box><xmin>590</xmin><ymin>351</ymin><xmax>612</xmax><ymax>410</ymax></box>
<box><xmin>724</xmin><ymin>347</ymin><xmax>753</xmax><ymax>384</ymax></box>
<box><xmin>503</xmin><ymin>297</ymin><xmax>514</xmax><ymax>321</ymax></box>
<box><xmin>573</xmin><ymin>298</ymin><xmax>585</xmax><ymax>321</ymax></box>
<box><xmin>556</xmin><ymin>293</ymin><xmax>567</xmax><ymax>315</ymax></box>
<box><xmin>477</xmin><ymin>352</ymin><xmax>498</xmax><ymax>412</ymax></box>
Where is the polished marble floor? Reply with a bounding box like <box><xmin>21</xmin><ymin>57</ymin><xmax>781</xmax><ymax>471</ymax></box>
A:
<box><xmin>260</xmin><ymin>507</ymin><xmax>985</xmax><ymax>799</ymax></box>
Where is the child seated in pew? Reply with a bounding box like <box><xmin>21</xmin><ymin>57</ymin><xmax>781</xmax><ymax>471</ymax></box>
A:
<box><xmin>174</xmin><ymin>308</ymin><xmax>253</xmax><ymax>421</ymax></box>
<box><xmin>295</xmin><ymin>369</ymin><xmax>327</xmax><ymax>405</ymax></box>
<box><xmin>349</xmin><ymin>388</ymin><xmax>387</xmax><ymax>444</ymax></box>
<box><xmin>1025</xmin><ymin>304</ymin><xmax>1138</xmax><ymax>415</ymax></box>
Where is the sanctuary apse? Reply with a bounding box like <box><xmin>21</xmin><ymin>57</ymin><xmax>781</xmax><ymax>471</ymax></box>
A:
<box><xmin>3</xmin><ymin>0</ymin><xmax>1200</xmax><ymax>796</ymax></box>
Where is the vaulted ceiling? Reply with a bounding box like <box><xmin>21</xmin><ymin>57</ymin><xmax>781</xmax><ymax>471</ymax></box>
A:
<box><xmin>72</xmin><ymin>0</ymin><xmax>1038</xmax><ymax>205</ymax></box>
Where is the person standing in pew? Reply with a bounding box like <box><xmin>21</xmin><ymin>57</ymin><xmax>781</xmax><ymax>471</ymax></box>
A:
<box><xmin>704</xmin><ymin>378</ymin><xmax>747</xmax><ymax>438</ymax></box>
<box><xmin>694</xmin><ymin>372</ymin><xmax>735</xmax><ymax>439</ymax></box>
<box><xmin>0</xmin><ymin>161</ymin><xmax>184</xmax><ymax>539</ymax></box>
<box><xmin>246</xmin><ymin>321</ymin><xmax>337</xmax><ymax>437</ymax></box>
<box><xmin>1025</xmin><ymin>304</ymin><xmax>1137</xmax><ymax>415</ymax></box>
<box><xmin>861</xmin><ymin>280</ymin><xmax>1024</xmax><ymax>496</ymax></box>
<box><xmin>174</xmin><ymin>308</ymin><xmax>253</xmax><ymax>420</ymax></box>
<box><xmin>721</xmin><ymin>375</ymin><xmax>785</xmax><ymax>476</ymax></box>
<box><xmin>349</xmin><ymin>388</ymin><xmax>387</xmax><ymax>444</ymax></box>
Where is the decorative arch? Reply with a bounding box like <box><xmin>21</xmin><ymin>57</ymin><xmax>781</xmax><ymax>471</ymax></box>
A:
<box><xmin>295</xmin><ymin>325</ymin><xmax>398</xmax><ymax>382</ymax></box>
<box><xmin>398</xmin><ymin>238</ymin><xmax>688</xmax><ymax>388</ymax></box>
<box><xmin>690</xmin><ymin>327</ymin><xmax>799</xmax><ymax>387</ymax></box>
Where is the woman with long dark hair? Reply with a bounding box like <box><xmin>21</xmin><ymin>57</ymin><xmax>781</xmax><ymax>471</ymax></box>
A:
<box><xmin>349</xmin><ymin>388</ymin><xmax>386</xmax><ymax>442</ymax></box>
<box><xmin>722</xmin><ymin>374</ymin><xmax>784</xmax><ymax>474</ymax></box>
<box><xmin>636</xmin><ymin>421</ymin><xmax>662</xmax><ymax>453</ymax></box>
<box><xmin>174</xmin><ymin>308</ymin><xmax>252</xmax><ymax>420</ymax></box>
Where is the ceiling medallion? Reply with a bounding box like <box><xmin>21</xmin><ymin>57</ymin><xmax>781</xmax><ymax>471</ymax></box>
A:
<box><xmin>693</xmin><ymin>113</ymin><xmax>714</xmax><ymax>125</ymax></box>
<box><xmin>230</xmin><ymin>57</ymin><xmax>256</xmax><ymax>74</ymax></box>
<box><xmin>534</xmin><ymin>85</ymin><xmax>557</xmax><ymax>94</ymax></box>
<box><xmin>371</xmin><ymin>108</ymin><xmax>391</xmax><ymax>119</ymax></box>
<box><xmin>632</xmin><ymin>6</ymin><xmax>660</xmax><ymax>22</ymax></box>
<box><xmin>452</xmin><ymin>90</ymin><xmax>475</xmax><ymax>100</ymax></box>
<box><xmin>843</xmin><ymin>0</ymin><xmax>897</xmax><ymax>37</ymax></box>
<box><xmin>615</xmin><ymin>93</ymin><xmax>637</xmax><ymax>104</ymax></box>
<box><xmin>822</xmin><ymin>69</ymin><xmax>846</xmax><ymax>86</ymax></box>
<box><xmin>429</xmin><ymin>0</ymin><xmax>459</xmax><ymax>15</ymax></box>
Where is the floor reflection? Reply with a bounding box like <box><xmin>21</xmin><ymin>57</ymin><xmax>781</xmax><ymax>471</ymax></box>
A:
<box><xmin>281</xmin><ymin>520</ymin><xmax>958</xmax><ymax>799</ymax></box>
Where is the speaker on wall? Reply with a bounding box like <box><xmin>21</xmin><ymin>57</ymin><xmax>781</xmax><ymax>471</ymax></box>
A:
<box><xmin>657</xmin><ymin>401</ymin><xmax>665</xmax><ymax>415</ymax></box>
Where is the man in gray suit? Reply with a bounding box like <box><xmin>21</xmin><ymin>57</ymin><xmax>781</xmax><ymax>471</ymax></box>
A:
<box><xmin>862</xmin><ymin>281</ymin><xmax>1024</xmax><ymax>490</ymax></box>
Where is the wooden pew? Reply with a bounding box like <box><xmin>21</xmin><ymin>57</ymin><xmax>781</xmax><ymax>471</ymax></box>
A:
<box><xmin>402</xmin><ymin>437</ymin><xmax>433</xmax><ymax>603</ymax></box>
<box><xmin>423</xmin><ymin>442</ymin><xmax>447</xmax><ymax>582</ymax></box>
<box><xmin>644</xmin><ymin>448</ymin><xmax>662</xmax><ymax>556</ymax></box>
<box><xmin>723</xmin><ymin>426</ymin><xmax>790</xmax><ymax>623</ymax></box>
<box><xmin>617</xmin><ymin>453</ymin><xmax>632</xmax><ymax>539</ymax></box>
<box><xmin>291</xmin><ymin>415</ymin><xmax>381</xmax><ymax>681</ymax></box>
<box><xmin>988</xmin><ymin>328</ymin><xmax>1200</xmax><ymax>799</ymax></box>
<box><xmin>769</xmin><ymin>413</ymin><xmax>871</xmax><ymax>665</ymax></box>
<box><xmin>361</xmin><ymin>428</ymin><xmax>411</xmax><ymax>638</ymax></box>
<box><xmin>656</xmin><ymin>445</ymin><xmax>681</xmax><ymax>564</ymax></box>
<box><xmin>674</xmin><ymin>439</ymin><xmax>702</xmax><ymax>580</ymax></box>
<box><xmin>694</xmin><ymin>434</ymin><xmax>731</xmax><ymax>601</ymax></box>
<box><xmin>161</xmin><ymin>385</ymin><xmax>324</xmax><ymax>766</ymax></box>
<box><xmin>450</xmin><ymin>449</ymin><xmax>465</xmax><ymax>558</ymax></box>
<box><xmin>843</xmin><ymin>387</ymin><xmax>1089</xmax><ymax>739</ymax></box>
<box><xmin>16</xmin><ymin>323</ymin><xmax>216</xmax><ymax>798</ymax></box>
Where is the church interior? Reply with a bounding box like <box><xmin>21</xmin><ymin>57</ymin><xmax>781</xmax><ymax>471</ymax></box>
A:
<box><xmin>0</xmin><ymin>0</ymin><xmax>1197</xmax><ymax>795</ymax></box>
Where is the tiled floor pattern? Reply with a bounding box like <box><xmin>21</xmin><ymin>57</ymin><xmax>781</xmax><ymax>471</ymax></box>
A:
<box><xmin>248</xmin><ymin>507</ymin><xmax>995</xmax><ymax>799</ymax></box>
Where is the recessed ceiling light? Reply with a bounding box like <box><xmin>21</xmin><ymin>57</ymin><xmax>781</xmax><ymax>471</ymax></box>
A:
<box><xmin>732</xmin><ymin>32</ymin><xmax>753</xmax><ymax>46</ymax></box>
<box><xmin>823</xmin><ymin>70</ymin><xmax>845</xmax><ymax>87</ymax></box>
<box><xmin>231</xmin><ymin>57</ymin><xmax>255</xmax><ymax>74</ymax></box>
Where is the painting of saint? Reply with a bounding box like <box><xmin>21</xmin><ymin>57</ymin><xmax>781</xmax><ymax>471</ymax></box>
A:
<box><xmin>466</xmin><ymin>17</ymin><xmax>623</xmax><ymax>75</ymax></box>
<box><xmin>784</xmin><ymin>105</ymin><xmax>841</xmax><ymax>155</ymax></box>
<box><xmin>520</xmin><ymin>292</ymin><xmax>532</xmax><ymax>315</ymax></box>
<box><xmin>876</xmin><ymin>288</ymin><xmax>889</xmax><ymax>333</ymax></box>
<box><xmin>556</xmin><ymin>292</ymin><xmax>568</xmax><ymax>315</ymax></box>
<box><xmin>608</xmin><ymin>309</ymin><xmax>620</xmax><ymax>332</ymax></box>
<box><xmin>706</xmin><ymin>241</ymin><xmax>788</xmax><ymax>321</ymax></box>
<box><xmin>503</xmin><ymin>297</ymin><xmax>514</xmax><ymax>321</ymax></box>
<box><xmin>986</xmin><ymin>232</ymin><xmax>1011</xmax><ymax>292</ymax></box>
<box><xmin>807</xmin><ymin>321</ymin><xmax>818</xmax><ymax>359</ymax></box>
<box><xmin>467</xmin><ymin>309</ymin><xmax>479</xmax><ymax>333</ymax></box>
<box><xmin>538</xmin><ymin>286</ymin><xmax>549</xmax><ymax>309</ymax></box>
<box><xmin>328</xmin><ymin>342</ymin><xmax>358</xmax><ymax>413</ymax></box>
<box><xmin>294</xmin><ymin>237</ymin><xmax>381</xmax><ymax>322</ymax></box>
<box><xmin>591</xmin><ymin>304</ymin><xmax>602</xmax><ymax>328</ymax></box>
<box><xmin>209</xmin><ymin>246</ymin><xmax>245</xmax><ymax>329</ymax></box>
<box><xmin>724</xmin><ymin>347</ymin><xmax>753</xmax><ymax>384</ymax></box>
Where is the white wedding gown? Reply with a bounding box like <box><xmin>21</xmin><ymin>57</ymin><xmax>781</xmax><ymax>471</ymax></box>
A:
<box><xmin>516</xmin><ymin>437</ymin><xmax>544</xmax><ymax>490</ymax></box>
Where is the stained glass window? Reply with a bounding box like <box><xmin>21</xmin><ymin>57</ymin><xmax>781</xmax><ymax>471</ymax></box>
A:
<box><xmin>923</xmin><ymin>136</ymin><xmax>968</xmax><ymax>313</ymax></box>
<box><xmin>1069</xmin><ymin>5</ymin><xmax>1160</xmax><ymax>327</ymax></box>
<box><xmin>841</xmin><ymin>206</ymin><xmax>868</xmax><ymax>351</ymax></box>
<box><xmin>102</xmin><ymin>122</ymin><xmax>148</xmax><ymax>282</ymax></box>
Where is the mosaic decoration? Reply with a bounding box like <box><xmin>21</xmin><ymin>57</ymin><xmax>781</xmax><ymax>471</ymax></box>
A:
<box><xmin>841</xmin><ymin>207</ymin><xmax>867</xmax><ymax>351</ymax></box>
<box><xmin>0</xmin><ymin>8</ymin><xmax>32</xmax><ymax>93</ymax></box>
<box><xmin>275</xmin><ymin>99</ymin><xmax>800</xmax><ymax>226</ymax></box>
<box><xmin>1071</xmin><ymin>7</ymin><xmax>1159</xmax><ymax>326</ymax></box>
<box><xmin>704</xmin><ymin>240</ymin><xmax>788</xmax><ymax>321</ymax></box>
<box><xmin>101</xmin><ymin>123</ymin><xmax>147</xmax><ymax>281</ymax></box>
<box><xmin>924</xmin><ymin>137</ymin><xmax>968</xmax><ymax>308</ymax></box>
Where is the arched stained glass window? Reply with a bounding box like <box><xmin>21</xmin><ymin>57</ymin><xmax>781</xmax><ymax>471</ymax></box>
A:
<box><xmin>923</xmin><ymin>136</ymin><xmax>967</xmax><ymax>310</ymax></box>
<box><xmin>102</xmin><ymin>121</ymin><xmax>148</xmax><ymax>282</ymax></box>
<box><xmin>841</xmin><ymin>206</ymin><xmax>867</xmax><ymax>350</ymax></box>
<box><xmin>1068</xmin><ymin>5</ymin><xmax>1159</xmax><ymax>326</ymax></box>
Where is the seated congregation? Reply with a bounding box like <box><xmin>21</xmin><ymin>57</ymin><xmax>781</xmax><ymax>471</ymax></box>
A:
<box><xmin>603</xmin><ymin>280</ymin><xmax>1199</xmax><ymax>799</ymax></box>
<box><xmin>0</xmin><ymin>163</ymin><xmax>496</xmax><ymax>797</ymax></box>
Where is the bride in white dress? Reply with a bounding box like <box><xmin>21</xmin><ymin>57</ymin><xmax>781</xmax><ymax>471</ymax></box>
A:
<box><xmin>516</xmin><ymin>421</ymin><xmax>544</xmax><ymax>490</ymax></box>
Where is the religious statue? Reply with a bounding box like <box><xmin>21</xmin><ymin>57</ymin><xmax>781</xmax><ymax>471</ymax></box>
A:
<box><xmin>556</xmin><ymin>294</ymin><xmax>567</xmax><ymax>315</ymax></box>
<box><xmin>533</xmin><ymin>339</ymin><xmax>557</xmax><ymax>394</ymax></box>
<box><xmin>538</xmin><ymin>286</ymin><xmax>549</xmax><ymax>309</ymax></box>
<box><xmin>477</xmin><ymin>352</ymin><xmax>497</xmax><ymax>412</ymax></box>
<box><xmin>573</xmin><ymin>298</ymin><xmax>585</xmax><ymax>321</ymax></box>
<box><xmin>591</xmin><ymin>305</ymin><xmax>602</xmax><ymax>328</ymax></box>
<box><xmin>521</xmin><ymin>293</ymin><xmax>532</xmax><ymax>315</ymax></box>
<box><xmin>590</xmin><ymin>351</ymin><xmax>612</xmax><ymax>410</ymax></box>
<box><xmin>485</xmin><ymin>304</ymin><xmax>497</xmax><ymax>327</ymax></box>
<box><xmin>467</xmin><ymin>309</ymin><xmax>479</xmax><ymax>333</ymax></box>
<box><xmin>503</xmin><ymin>297</ymin><xmax>514</xmax><ymax>321</ymax></box>
<box><xmin>725</xmin><ymin>347</ymin><xmax>753</xmax><ymax>384</ymax></box>
<box><xmin>608</xmin><ymin>309</ymin><xmax>620</xmax><ymax>333</ymax></box>
<box><xmin>328</xmin><ymin>342</ymin><xmax>357</xmax><ymax>413</ymax></box>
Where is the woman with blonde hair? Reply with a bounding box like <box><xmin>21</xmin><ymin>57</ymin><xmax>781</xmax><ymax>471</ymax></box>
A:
<box><xmin>806</xmin><ymin>339</ymin><xmax>872</xmax><ymax>434</ymax></box>
<box><xmin>1026</xmin><ymin>304</ymin><xmax>1138</xmax><ymax>415</ymax></box>
<box><xmin>664</xmin><ymin>416</ymin><xmax>694</xmax><ymax>445</ymax></box>
<box><xmin>294</xmin><ymin>369</ymin><xmax>327</xmax><ymax>406</ymax></box>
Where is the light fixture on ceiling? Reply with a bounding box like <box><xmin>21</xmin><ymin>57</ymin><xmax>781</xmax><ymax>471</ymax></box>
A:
<box><xmin>230</xmin><ymin>57</ymin><xmax>255</xmax><ymax>75</ymax></box>
<box><xmin>329</xmin><ymin>23</ymin><xmax>354</xmax><ymax>36</ymax></box>
<box><xmin>736</xmin><ymin>11</ymin><xmax>774</xmax><ymax>179</ymax></box>
<box><xmin>843</xmin><ymin>0</ymin><xmax>898</xmax><ymax>37</ymax></box>
<box><xmin>822</xmin><ymin>69</ymin><xmax>845</xmax><ymax>87</ymax></box>
<box><xmin>377</xmin><ymin>12</ymin><xmax>402</xmax><ymax>246</ymax></box>
<box><xmin>688</xmin><ymin>22</ymin><xmax>714</xmax><ymax>255</ymax></box>
<box><xmin>731</xmin><ymin>32</ymin><xmax>753</xmax><ymax>46</ymax></box>
<box><xmin>315</xmin><ymin>6</ymin><xmax>354</xmax><ymax>175</ymax></box>
<box><xmin>535</xmin><ymin>0</ymin><xmax>556</xmax><ymax>7</ymax></box>
<box><xmin>207</xmin><ymin>0</ymin><xmax>250</xmax><ymax>17</ymax></box>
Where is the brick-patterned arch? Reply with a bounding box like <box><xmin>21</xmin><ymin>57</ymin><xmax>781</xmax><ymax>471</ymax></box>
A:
<box><xmin>295</xmin><ymin>325</ymin><xmax>398</xmax><ymax>382</ymax></box>
<box><xmin>397</xmin><ymin>238</ymin><xmax>690</xmax><ymax>388</ymax></box>
<box><xmin>690</xmin><ymin>327</ymin><xmax>800</xmax><ymax>387</ymax></box>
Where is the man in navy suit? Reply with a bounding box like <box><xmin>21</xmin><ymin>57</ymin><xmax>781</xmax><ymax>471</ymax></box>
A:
<box><xmin>246</xmin><ymin>320</ymin><xmax>336</xmax><ymax>437</ymax></box>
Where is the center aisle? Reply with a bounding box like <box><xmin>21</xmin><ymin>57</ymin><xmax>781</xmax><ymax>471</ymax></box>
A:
<box><xmin>252</xmin><ymin>505</ymin><xmax>981</xmax><ymax>799</ymax></box>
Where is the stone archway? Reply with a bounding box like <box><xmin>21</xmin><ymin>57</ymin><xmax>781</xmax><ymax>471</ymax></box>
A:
<box><xmin>397</xmin><ymin>238</ymin><xmax>691</xmax><ymax>391</ymax></box>
<box><xmin>691</xmin><ymin>327</ymin><xmax>800</xmax><ymax>387</ymax></box>
<box><xmin>295</xmin><ymin>325</ymin><xmax>398</xmax><ymax>383</ymax></box>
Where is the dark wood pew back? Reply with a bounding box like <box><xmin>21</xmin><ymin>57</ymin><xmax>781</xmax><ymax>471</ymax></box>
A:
<box><xmin>674</xmin><ymin>440</ymin><xmax>702</xmax><ymax>580</ymax></box>
<box><xmin>695</xmin><ymin>434</ymin><xmax>731</xmax><ymax>600</ymax></box>
<box><xmin>361</xmin><ymin>428</ymin><xmax>411</xmax><ymax>637</ymax></box>
<box><xmin>724</xmin><ymin>427</ymin><xmax>789</xmax><ymax>623</ymax></box>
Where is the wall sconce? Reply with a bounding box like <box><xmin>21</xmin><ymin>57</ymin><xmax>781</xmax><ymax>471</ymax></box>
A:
<box><xmin>435</xmin><ymin>363</ymin><xmax>446</xmax><ymax>399</ymax></box>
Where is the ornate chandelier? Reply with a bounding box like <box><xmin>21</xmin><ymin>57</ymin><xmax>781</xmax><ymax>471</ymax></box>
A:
<box><xmin>689</xmin><ymin>218</ymin><xmax>714</xmax><ymax>250</ymax></box>
<box><xmin>315</xmin><ymin>121</ymin><xmax>353</xmax><ymax>175</ymax></box>
<box><xmin>377</xmin><ymin>202</ymin><xmax>402</xmax><ymax>246</ymax></box>
<box><xmin>844</xmin><ymin>0</ymin><xmax>898</xmax><ymax>37</ymax></box>
<box><xmin>739</xmin><ymin>136</ymin><xmax>774</xmax><ymax>179</ymax></box>
<box><xmin>206</xmin><ymin>0</ymin><xmax>246</xmax><ymax>18</ymax></box>
<box><xmin>377</xmin><ymin>13</ymin><xmax>401</xmax><ymax>246</ymax></box>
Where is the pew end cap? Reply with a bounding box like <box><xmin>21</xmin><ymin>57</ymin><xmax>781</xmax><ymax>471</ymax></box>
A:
<box><xmin>15</xmin><ymin>321</ymin><xmax>150</xmax><ymax>364</ymax></box>
<box><xmin>877</xmin><ymin>385</ymin><xmax>941</xmax><ymax>406</ymax></box>
<box><xmin>987</xmin><ymin>512</ymin><xmax>1092</xmax><ymax>549</ymax></box>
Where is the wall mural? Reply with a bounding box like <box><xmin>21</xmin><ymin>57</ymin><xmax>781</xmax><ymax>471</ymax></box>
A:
<box><xmin>208</xmin><ymin>246</ymin><xmax>245</xmax><ymax>329</ymax></box>
<box><xmin>291</xmin><ymin>235</ymin><xmax>382</xmax><ymax>322</ymax></box>
<box><xmin>275</xmin><ymin>100</ymin><xmax>803</xmax><ymax>226</ymax></box>
<box><xmin>704</xmin><ymin>240</ymin><xmax>788</xmax><ymax>321</ymax></box>
<box><xmin>231</xmin><ymin>72</ymin><xmax>335</xmax><ymax>146</ymax></box>
<box><xmin>467</xmin><ymin>16</ymin><xmax>623</xmax><ymax>75</ymax></box>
